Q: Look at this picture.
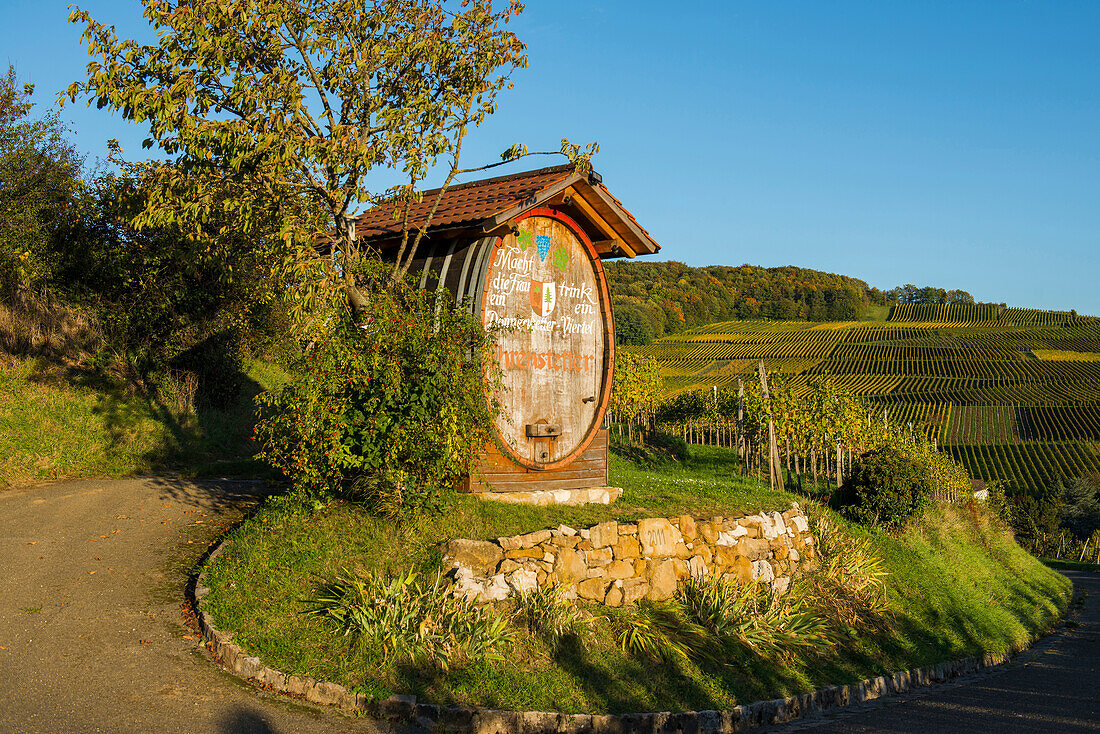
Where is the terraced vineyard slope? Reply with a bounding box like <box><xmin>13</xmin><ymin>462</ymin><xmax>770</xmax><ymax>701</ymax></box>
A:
<box><xmin>625</xmin><ymin>307</ymin><xmax>1100</xmax><ymax>494</ymax></box>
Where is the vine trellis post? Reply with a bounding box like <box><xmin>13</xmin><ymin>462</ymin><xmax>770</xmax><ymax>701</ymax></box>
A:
<box><xmin>758</xmin><ymin>360</ymin><xmax>782</xmax><ymax>491</ymax></box>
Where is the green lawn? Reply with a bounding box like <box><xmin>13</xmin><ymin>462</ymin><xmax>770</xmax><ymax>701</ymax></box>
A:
<box><xmin>200</xmin><ymin>446</ymin><xmax>1071</xmax><ymax>713</ymax></box>
<box><xmin>0</xmin><ymin>355</ymin><xmax>288</xmax><ymax>488</ymax></box>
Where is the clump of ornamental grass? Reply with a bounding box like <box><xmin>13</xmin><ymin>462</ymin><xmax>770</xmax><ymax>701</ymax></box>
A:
<box><xmin>512</xmin><ymin>585</ymin><xmax>587</xmax><ymax>647</ymax></box>
<box><xmin>615</xmin><ymin>600</ymin><xmax>711</xmax><ymax>664</ymax></box>
<box><xmin>614</xmin><ymin>576</ymin><xmax>831</xmax><ymax>667</ymax></box>
<box><xmin>802</xmin><ymin>518</ymin><xmax>891</xmax><ymax>637</ymax></box>
<box><xmin>678</xmin><ymin>575</ymin><xmax>831</xmax><ymax>659</ymax></box>
<box><xmin>305</xmin><ymin>569</ymin><xmax>510</xmax><ymax>671</ymax></box>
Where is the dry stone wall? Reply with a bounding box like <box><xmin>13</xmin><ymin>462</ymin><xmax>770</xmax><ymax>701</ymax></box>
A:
<box><xmin>442</xmin><ymin>503</ymin><xmax>814</xmax><ymax>606</ymax></box>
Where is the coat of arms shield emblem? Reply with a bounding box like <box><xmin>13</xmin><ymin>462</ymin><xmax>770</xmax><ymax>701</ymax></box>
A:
<box><xmin>529</xmin><ymin>280</ymin><xmax>556</xmax><ymax>317</ymax></box>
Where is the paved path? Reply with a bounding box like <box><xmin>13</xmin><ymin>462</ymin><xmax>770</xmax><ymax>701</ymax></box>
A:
<box><xmin>0</xmin><ymin>477</ymin><xmax>403</xmax><ymax>734</ymax></box>
<box><xmin>764</xmin><ymin>569</ymin><xmax>1100</xmax><ymax>733</ymax></box>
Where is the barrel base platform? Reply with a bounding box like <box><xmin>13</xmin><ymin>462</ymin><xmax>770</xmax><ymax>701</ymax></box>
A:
<box><xmin>460</xmin><ymin>429</ymin><xmax>610</xmax><ymax>499</ymax></box>
<box><xmin>472</xmin><ymin>486</ymin><xmax>623</xmax><ymax>507</ymax></box>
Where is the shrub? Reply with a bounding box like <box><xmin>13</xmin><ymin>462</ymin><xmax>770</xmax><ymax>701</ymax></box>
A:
<box><xmin>832</xmin><ymin>446</ymin><xmax>932</xmax><ymax>530</ymax></box>
<box><xmin>254</xmin><ymin>271</ymin><xmax>499</xmax><ymax>516</ymax></box>
<box><xmin>615</xmin><ymin>601</ymin><xmax>706</xmax><ymax>663</ymax></box>
<box><xmin>306</xmin><ymin>570</ymin><xmax>510</xmax><ymax>671</ymax></box>
<box><xmin>616</xmin><ymin>578</ymin><xmax>831</xmax><ymax>666</ymax></box>
<box><xmin>646</xmin><ymin>430</ymin><xmax>690</xmax><ymax>463</ymax></box>
<box><xmin>1059</xmin><ymin>475</ymin><xmax>1100</xmax><ymax>540</ymax></box>
<box><xmin>610</xmin><ymin>430</ymin><xmax>690</xmax><ymax>467</ymax></box>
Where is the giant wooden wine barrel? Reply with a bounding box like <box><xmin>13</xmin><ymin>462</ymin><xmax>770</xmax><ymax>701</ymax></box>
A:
<box><xmin>396</xmin><ymin>210</ymin><xmax>613</xmax><ymax>491</ymax></box>
<box><xmin>481</xmin><ymin>209</ymin><xmax>613</xmax><ymax>469</ymax></box>
<box><xmin>356</xmin><ymin>165</ymin><xmax>660</xmax><ymax>496</ymax></box>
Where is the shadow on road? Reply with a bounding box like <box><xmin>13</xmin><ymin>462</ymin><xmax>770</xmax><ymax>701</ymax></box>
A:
<box><xmin>145</xmin><ymin>475</ymin><xmax>275</xmax><ymax>509</ymax></box>
<box><xmin>218</xmin><ymin>705</ymin><xmax>279</xmax><ymax>733</ymax></box>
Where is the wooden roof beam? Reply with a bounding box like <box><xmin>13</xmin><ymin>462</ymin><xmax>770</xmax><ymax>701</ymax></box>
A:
<box><xmin>574</xmin><ymin>180</ymin><xmax>658</xmax><ymax>256</ymax></box>
<box><xmin>563</xmin><ymin>186</ymin><xmax>636</xmax><ymax>258</ymax></box>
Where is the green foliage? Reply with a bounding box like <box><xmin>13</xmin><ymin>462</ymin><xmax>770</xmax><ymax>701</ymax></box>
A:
<box><xmin>254</xmin><ymin>270</ymin><xmax>499</xmax><ymax>516</ymax></box>
<box><xmin>48</xmin><ymin>172</ymin><xmax>294</xmax><ymax>377</ymax></box>
<box><xmin>610</xmin><ymin>350</ymin><xmax>662</xmax><ymax>417</ymax></box>
<box><xmin>610</xmin><ymin>429</ymin><xmax>690</xmax><ymax>468</ymax></box>
<box><xmin>884</xmin><ymin>284</ymin><xmax>976</xmax><ymax>306</ymax></box>
<box><xmin>615</xmin><ymin>601</ymin><xmax>707</xmax><ymax>664</ymax></box>
<box><xmin>1058</xmin><ymin>474</ymin><xmax>1100</xmax><ymax>540</ymax></box>
<box><xmin>609</xmin><ymin>350</ymin><xmax>662</xmax><ymax>446</ymax></box>
<box><xmin>864</xmin><ymin>421</ymin><xmax>973</xmax><ymax>501</ymax></box>
<box><xmin>1008</xmin><ymin>486</ymin><xmax>1063</xmax><ymax>545</ymax></box>
<box><xmin>644</xmin><ymin>431</ymin><xmax>690</xmax><ymax>463</ymax></box>
<box><xmin>615</xmin><ymin>577</ymin><xmax>831</xmax><ymax>666</ymax></box>
<box><xmin>833</xmin><ymin>446</ymin><xmax>932</xmax><ymax>530</ymax></box>
<box><xmin>65</xmin><ymin>0</ymin><xmax>561</xmax><ymax>327</ymax></box>
<box><xmin>0</xmin><ymin>67</ymin><xmax>82</xmax><ymax>293</ymax></box>
<box><xmin>306</xmin><ymin>569</ymin><xmax>510</xmax><ymax>671</ymax></box>
<box><xmin>614</xmin><ymin>304</ymin><xmax>655</xmax><ymax>345</ymax></box>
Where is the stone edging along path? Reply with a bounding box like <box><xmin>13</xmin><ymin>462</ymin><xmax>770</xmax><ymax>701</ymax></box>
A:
<box><xmin>191</xmin><ymin>534</ymin><xmax>1055</xmax><ymax>734</ymax></box>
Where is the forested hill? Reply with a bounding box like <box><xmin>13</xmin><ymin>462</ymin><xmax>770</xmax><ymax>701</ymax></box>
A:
<box><xmin>605</xmin><ymin>261</ymin><xmax>874</xmax><ymax>343</ymax></box>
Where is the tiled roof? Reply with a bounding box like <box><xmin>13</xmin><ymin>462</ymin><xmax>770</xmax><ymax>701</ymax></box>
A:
<box><xmin>352</xmin><ymin>165</ymin><xmax>575</xmax><ymax>239</ymax></box>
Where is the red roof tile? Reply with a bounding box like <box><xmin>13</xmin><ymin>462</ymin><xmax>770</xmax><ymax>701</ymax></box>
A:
<box><xmin>353</xmin><ymin>165</ymin><xmax>575</xmax><ymax>239</ymax></box>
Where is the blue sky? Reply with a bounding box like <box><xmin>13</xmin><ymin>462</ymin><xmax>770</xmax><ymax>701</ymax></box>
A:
<box><xmin>3</xmin><ymin>1</ymin><xmax>1098</xmax><ymax>314</ymax></box>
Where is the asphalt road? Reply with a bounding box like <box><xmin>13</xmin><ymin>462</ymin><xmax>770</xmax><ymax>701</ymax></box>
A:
<box><xmin>0</xmin><ymin>476</ymin><xmax>404</xmax><ymax>734</ymax></box>
<box><xmin>763</xmin><ymin>569</ymin><xmax>1099</xmax><ymax>733</ymax></box>
<box><xmin>2</xmin><ymin>476</ymin><xmax>1096</xmax><ymax>733</ymax></box>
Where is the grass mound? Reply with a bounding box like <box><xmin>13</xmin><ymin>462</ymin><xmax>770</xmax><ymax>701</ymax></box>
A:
<box><xmin>0</xmin><ymin>354</ymin><xmax>288</xmax><ymax>488</ymax></box>
<box><xmin>200</xmin><ymin>447</ymin><xmax>1070</xmax><ymax>714</ymax></box>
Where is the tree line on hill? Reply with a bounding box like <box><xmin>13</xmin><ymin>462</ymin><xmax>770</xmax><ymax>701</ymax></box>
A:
<box><xmin>605</xmin><ymin>260</ymin><xmax>987</xmax><ymax>344</ymax></box>
<box><xmin>884</xmin><ymin>284</ymin><xmax>981</xmax><ymax>306</ymax></box>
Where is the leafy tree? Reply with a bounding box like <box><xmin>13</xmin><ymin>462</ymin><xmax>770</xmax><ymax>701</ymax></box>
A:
<box><xmin>1007</xmin><ymin>488</ymin><xmax>1062</xmax><ymax>547</ymax></box>
<box><xmin>946</xmin><ymin>289</ymin><xmax>975</xmax><ymax>305</ymax></box>
<box><xmin>1059</xmin><ymin>475</ymin><xmax>1100</xmax><ymax>540</ymax></box>
<box><xmin>64</xmin><ymin>0</ymin><xmax>584</xmax><ymax>328</ymax></box>
<box><xmin>884</xmin><ymin>283</ymin><xmax>976</xmax><ymax>306</ymax></box>
<box><xmin>0</xmin><ymin>67</ymin><xmax>82</xmax><ymax>293</ymax></box>
<box><xmin>614</xmin><ymin>303</ymin><xmax>655</xmax><ymax>345</ymax></box>
<box><xmin>51</xmin><ymin>169</ymin><xmax>307</xmax><ymax>389</ymax></box>
<box><xmin>918</xmin><ymin>286</ymin><xmax>947</xmax><ymax>305</ymax></box>
<box><xmin>65</xmin><ymin>0</ymin><xmax>599</xmax><ymax>513</ymax></box>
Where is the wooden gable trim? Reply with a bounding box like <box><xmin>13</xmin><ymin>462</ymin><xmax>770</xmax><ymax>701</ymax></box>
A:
<box><xmin>561</xmin><ymin>186</ymin><xmax>636</xmax><ymax>258</ymax></box>
<box><xmin>573</xmin><ymin>180</ymin><xmax>658</xmax><ymax>256</ymax></box>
